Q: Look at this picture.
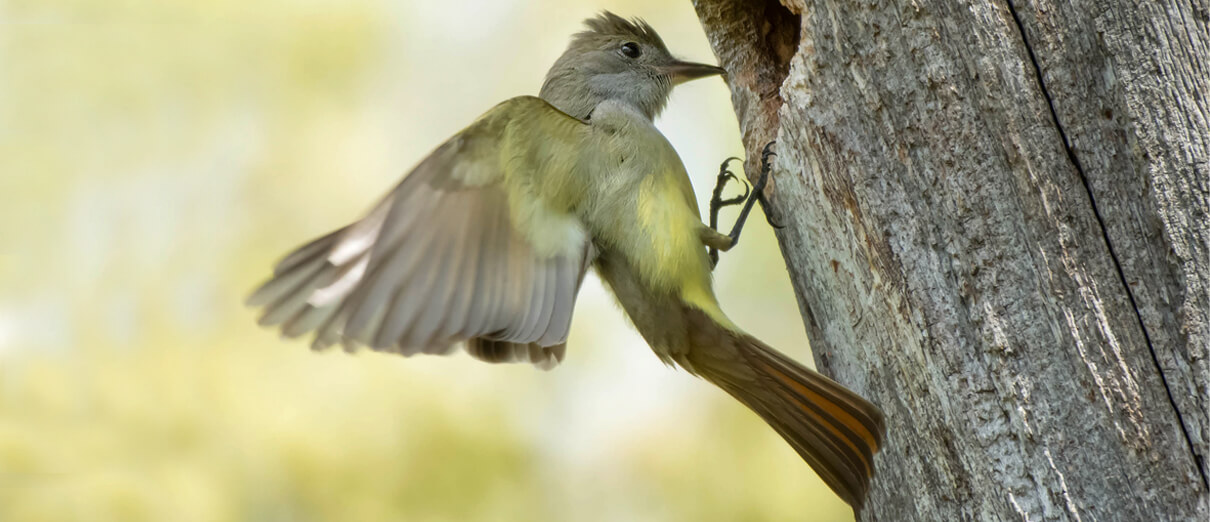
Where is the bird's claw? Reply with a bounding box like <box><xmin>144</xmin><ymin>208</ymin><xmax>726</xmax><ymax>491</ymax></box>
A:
<box><xmin>754</xmin><ymin>142</ymin><xmax>783</xmax><ymax>229</ymax></box>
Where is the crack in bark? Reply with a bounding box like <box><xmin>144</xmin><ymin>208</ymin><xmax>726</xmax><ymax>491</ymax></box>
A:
<box><xmin>1003</xmin><ymin>0</ymin><xmax>1209</xmax><ymax>490</ymax></box>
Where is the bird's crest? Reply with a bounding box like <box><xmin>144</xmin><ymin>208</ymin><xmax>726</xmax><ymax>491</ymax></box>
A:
<box><xmin>576</xmin><ymin>11</ymin><xmax>667</xmax><ymax>50</ymax></box>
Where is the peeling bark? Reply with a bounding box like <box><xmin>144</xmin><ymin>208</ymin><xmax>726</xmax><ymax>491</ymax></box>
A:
<box><xmin>693</xmin><ymin>0</ymin><xmax>1209</xmax><ymax>519</ymax></box>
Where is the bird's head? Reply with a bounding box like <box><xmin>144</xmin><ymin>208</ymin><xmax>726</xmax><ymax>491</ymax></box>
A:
<box><xmin>540</xmin><ymin>12</ymin><xmax>726</xmax><ymax>121</ymax></box>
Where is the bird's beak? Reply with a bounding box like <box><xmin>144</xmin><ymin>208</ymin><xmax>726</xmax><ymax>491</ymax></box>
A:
<box><xmin>662</xmin><ymin>60</ymin><xmax>727</xmax><ymax>85</ymax></box>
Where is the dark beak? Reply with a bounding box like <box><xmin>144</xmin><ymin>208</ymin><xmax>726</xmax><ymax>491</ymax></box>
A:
<box><xmin>662</xmin><ymin>60</ymin><xmax>727</xmax><ymax>85</ymax></box>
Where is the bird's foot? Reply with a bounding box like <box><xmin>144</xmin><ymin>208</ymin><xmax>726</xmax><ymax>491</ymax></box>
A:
<box><xmin>752</xmin><ymin>142</ymin><xmax>783</xmax><ymax>231</ymax></box>
<box><xmin>708</xmin><ymin>157</ymin><xmax>750</xmax><ymax>267</ymax></box>
<box><xmin>709</xmin><ymin>142</ymin><xmax>782</xmax><ymax>267</ymax></box>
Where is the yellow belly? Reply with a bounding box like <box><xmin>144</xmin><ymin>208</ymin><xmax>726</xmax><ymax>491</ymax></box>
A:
<box><xmin>632</xmin><ymin>172</ymin><xmax>735</xmax><ymax>331</ymax></box>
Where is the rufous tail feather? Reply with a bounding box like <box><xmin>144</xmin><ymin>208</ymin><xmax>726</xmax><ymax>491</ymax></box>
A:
<box><xmin>683</xmin><ymin>307</ymin><xmax>885</xmax><ymax>508</ymax></box>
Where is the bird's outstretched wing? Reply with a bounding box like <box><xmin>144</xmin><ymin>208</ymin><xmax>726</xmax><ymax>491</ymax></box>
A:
<box><xmin>248</xmin><ymin>96</ymin><xmax>596</xmax><ymax>369</ymax></box>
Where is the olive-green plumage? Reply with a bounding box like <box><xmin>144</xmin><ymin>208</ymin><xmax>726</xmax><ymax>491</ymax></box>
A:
<box><xmin>249</xmin><ymin>11</ymin><xmax>885</xmax><ymax>508</ymax></box>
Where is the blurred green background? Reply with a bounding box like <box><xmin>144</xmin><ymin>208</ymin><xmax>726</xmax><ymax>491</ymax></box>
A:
<box><xmin>0</xmin><ymin>0</ymin><xmax>853</xmax><ymax>520</ymax></box>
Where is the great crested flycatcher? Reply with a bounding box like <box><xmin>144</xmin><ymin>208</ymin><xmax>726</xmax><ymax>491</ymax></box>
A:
<box><xmin>249</xmin><ymin>12</ymin><xmax>884</xmax><ymax>507</ymax></box>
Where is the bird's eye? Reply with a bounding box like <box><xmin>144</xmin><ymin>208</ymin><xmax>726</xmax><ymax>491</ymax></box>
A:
<box><xmin>620</xmin><ymin>42</ymin><xmax>641</xmax><ymax>59</ymax></box>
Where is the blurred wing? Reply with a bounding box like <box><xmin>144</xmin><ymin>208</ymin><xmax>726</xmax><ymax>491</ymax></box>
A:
<box><xmin>248</xmin><ymin>97</ymin><xmax>595</xmax><ymax>368</ymax></box>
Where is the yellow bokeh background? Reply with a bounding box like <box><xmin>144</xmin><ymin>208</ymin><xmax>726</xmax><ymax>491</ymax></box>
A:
<box><xmin>1</xmin><ymin>1</ymin><xmax>853</xmax><ymax>520</ymax></box>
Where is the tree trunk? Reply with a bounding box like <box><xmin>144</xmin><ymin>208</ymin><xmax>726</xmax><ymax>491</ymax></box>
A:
<box><xmin>692</xmin><ymin>0</ymin><xmax>1209</xmax><ymax>520</ymax></box>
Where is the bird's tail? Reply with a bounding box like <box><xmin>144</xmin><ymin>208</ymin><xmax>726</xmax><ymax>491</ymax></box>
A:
<box><xmin>682</xmin><ymin>309</ymin><xmax>885</xmax><ymax>508</ymax></box>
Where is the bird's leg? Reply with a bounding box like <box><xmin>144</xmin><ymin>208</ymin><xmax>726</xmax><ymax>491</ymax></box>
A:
<box><xmin>724</xmin><ymin>142</ymin><xmax>781</xmax><ymax>251</ymax></box>
<box><xmin>708</xmin><ymin>157</ymin><xmax>749</xmax><ymax>267</ymax></box>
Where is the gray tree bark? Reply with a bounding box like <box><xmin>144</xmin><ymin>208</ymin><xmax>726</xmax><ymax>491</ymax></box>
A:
<box><xmin>691</xmin><ymin>0</ymin><xmax>1209</xmax><ymax>520</ymax></box>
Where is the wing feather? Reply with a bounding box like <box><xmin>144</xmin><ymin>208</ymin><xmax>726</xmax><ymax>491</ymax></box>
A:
<box><xmin>394</xmin><ymin>220</ymin><xmax>459</xmax><ymax>352</ymax></box>
<box><xmin>281</xmin><ymin>301</ymin><xmax>339</xmax><ymax>339</ymax></box>
<box><xmin>515</xmin><ymin>254</ymin><xmax>547</xmax><ymax>342</ymax></box>
<box><xmin>412</xmin><ymin>191</ymin><xmax>479</xmax><ymax>347</ymax></box>
<box><xmin>345</xmin><ymin>191</ymin><xmax>447</xmax><ymax>344</ymax></box>
<box><xmin>461</xmin><ymin>200</ymin><xmax>506</xmax><ymax>337</ymax></box>
<box><xmin>530</xmin><ymin>257</ymin><xmax>560</xmax><ymax>343</ymax></box>
<box><xmin>495</xmin><ymin>230</ymin><xmax>531</xmax><ymax>340</ymax></box>
<box><xmin>370</xmin><ymin>214</ymin><xmax>447</xmax><ymax>350</ymax></box>
<box><xmin>427</xmin><ymin>193</ymin><xmax>483</xmax><ymax>343</ymax></box>
<box><xmin>272</xmin><ymin>227</ymin><xmax>347</xmax><ymax>276</ymax></box>
<box><xmin>255</xmin><ymin>260</ymin><xmax>336</xmax><ymax>326</ymax></box>
<box><xmin>539</xmin><ymin>255</ymin><xmax>574</xmax><ymax>346</ymax></box>
<box><xmin>248</xmin><ymin>96</ymin><xmax>594</xmax><ymax>368</ymax></box>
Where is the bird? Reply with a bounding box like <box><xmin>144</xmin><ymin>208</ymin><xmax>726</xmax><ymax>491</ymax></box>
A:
<box><xmin>247</xmin><ymin>11</ymin><xmax>885</xmax><ymax>507</ymax></box>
